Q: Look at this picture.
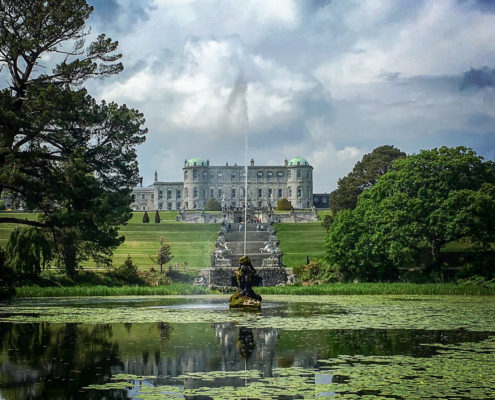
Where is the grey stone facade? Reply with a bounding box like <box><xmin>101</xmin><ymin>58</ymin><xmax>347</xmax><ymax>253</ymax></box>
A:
<box><xmin>131</xmin><ymin>157</ymin><xmax>313</xmax><ymax>211</ymax></box>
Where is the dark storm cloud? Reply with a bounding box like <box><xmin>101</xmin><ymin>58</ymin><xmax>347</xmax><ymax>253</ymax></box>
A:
<box><xmin>460</xmin><ymin>67</ymin><xmax>495</xmax><ymax>90</ymax></box>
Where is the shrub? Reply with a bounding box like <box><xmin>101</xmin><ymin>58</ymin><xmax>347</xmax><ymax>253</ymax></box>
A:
<box><xmin>293</xmin><ymin>259</ymin><xmax>343</xmax><ymax>284</ymax></box>
<box><xmin>203</xmin><ymin>197</ymin><xmax>222</xmax><ymax>211</ymax></box>
<box><xmin>108</xmin><ymin>255</ymin><xmax>143</xmax><ymax>285</ymax></box>
<box><xmin>276</xmin><ymin>198</ymin><xmax>292</xmax><ymax>211</ymax></box>
<box><xmin>142</xmin><ymin>211</ymin><xmax>150</xmax><ymax>223</ymax></box>
<box><xmin>154</xmin><ymin>210</ymin><xmax>161</xmax><ymax>223</ymax></box>
<box><xmin>139</xmin><ymin>269</ymin><xmax>172</xmax><ymax>286</ymax></box>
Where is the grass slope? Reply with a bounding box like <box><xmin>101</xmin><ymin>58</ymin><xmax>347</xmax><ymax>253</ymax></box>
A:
<box><xmin>275</xmin><ymin>222</ymin><xmax>327</xmax><ymax>268</ymax></box>
<box><xmin>0</xmin><ymin>212</ymin><xmax>219</xmax><ymax>272</ymax></box>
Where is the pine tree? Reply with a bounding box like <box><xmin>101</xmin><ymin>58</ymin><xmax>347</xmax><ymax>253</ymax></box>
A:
<box><xmin>149</xmin><ymin>237</ymin><xmax>173</xmax><ymax>273</ymax></box>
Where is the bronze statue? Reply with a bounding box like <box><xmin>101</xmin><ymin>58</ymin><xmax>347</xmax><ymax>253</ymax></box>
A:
<box><xmin>229</xmin><ymin>256</ymin><xmax>262</xmax><ymax>308</ymax></box>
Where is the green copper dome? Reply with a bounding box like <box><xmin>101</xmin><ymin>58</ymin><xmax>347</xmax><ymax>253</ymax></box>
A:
<box><xmin>186</xmin><ymin>157</ymin><xmax>207</xmax><ymax>167</ymax></box>
<box><xmin>288</xmin><ymin>157</ymin><xmax>310</xmax><ymax>166</ymax></box>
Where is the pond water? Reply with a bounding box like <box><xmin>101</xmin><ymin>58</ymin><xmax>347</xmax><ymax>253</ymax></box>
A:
<box><xmin>0</xmin><ymin>295</ymin><xmax>494</xmax><ymax>399</ymax></box>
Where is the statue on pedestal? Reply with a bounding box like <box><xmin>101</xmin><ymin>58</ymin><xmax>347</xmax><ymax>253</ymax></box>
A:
<box><xmin>229</xmin><ymin>256</ymin><xmax>262</xmax><ymax>309</ymax></box>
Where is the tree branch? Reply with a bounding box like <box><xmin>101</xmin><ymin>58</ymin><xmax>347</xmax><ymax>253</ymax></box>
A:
<box><xmin>0</xmin><ymin>217</ymin><xmax>49</xmax><ymax>228</ymax></box>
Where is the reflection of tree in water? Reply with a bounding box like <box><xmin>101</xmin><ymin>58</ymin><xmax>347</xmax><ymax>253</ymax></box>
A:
<box><xmin>0</xmin><ymin>322</ymin><xmax>125</xmax><ymax>400</ymax></box>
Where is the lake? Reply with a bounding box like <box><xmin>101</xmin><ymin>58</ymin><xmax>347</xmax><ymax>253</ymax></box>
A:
<box><xmin>0</xmin><ymin>295</ymin><xmax>494</xmax><ymax>399</ymax></box>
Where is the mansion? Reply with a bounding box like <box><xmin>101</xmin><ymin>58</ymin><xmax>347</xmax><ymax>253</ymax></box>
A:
<box><xmin>131</xmin><ymin>157</ymin><xmax>317</xmax><ymax>211</ymax></box>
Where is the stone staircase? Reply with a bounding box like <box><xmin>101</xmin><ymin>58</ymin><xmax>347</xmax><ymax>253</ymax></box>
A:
<box><xmin>196</xmin><ymin>222</ymin><xmax>287</xmax><ymax>288</ymax></box>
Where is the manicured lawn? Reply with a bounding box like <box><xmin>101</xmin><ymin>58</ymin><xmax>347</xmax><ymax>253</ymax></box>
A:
<box><xmin>274</xmin><ymin>222</ymin><xmax>327</xmax><ymax>268</ymax></box>
<box><xmin>0</xmin><ymin>212</ymin><xmax>219</xmax><ymax>272</ymax></box>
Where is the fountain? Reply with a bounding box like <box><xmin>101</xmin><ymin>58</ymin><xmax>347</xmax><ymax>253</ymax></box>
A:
<box><xmin>194</xmin><ymin>74</ymin><xmax>288</xmax><ymax>290</ymax></box>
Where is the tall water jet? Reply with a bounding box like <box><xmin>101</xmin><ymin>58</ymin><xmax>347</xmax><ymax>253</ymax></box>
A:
<box><xmin>226</xmin><ymin>73</ymin><xmax>249</xmax><ymax>255</ymax></box>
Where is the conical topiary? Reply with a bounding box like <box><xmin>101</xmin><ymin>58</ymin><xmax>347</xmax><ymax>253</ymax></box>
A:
<box><xmin>154</xmin><ymin>210</ymin><xmax>161</xmax><ymax>223</ymax></box>
<box><xmin>142</xmin><ymin>211</ymin><xmax>150</xmax><ymax>223</ymax></box>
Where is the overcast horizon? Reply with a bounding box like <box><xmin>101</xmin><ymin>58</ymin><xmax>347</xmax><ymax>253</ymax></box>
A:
<box><xmin>83</xmin><ymin>0</ymin><xmax>495</xmax><ymax>192</ymax></box>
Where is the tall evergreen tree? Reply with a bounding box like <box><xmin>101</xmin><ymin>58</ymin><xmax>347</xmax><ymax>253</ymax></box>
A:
<box><xmin>0</xmin><ymin>0</ymin><xmax>147</xmax><ymax>275</ymax></box>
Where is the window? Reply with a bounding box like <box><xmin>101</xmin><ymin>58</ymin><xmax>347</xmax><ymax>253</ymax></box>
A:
<box><xmin>258</xmin><ymin>188</ymin><xmax>263</xmax><ymax>198</ymax></box>
<box><xmin>158</xmin><ymin>203</ymin><xmax>163</xmax><ymax>210</ymax></box>
<box><xmin>203</xmin><ymin>172</ymin><xmax>207</xmax><ymax>180</ymax></box>
<box><xmin>193</xmin><ymin>171</ymin><xmax>198</xmax><ymax>181</ymax></box>
<box><xmin>307</xmin><ymin>171</ymin><xmax>310</xmax><ymax>178</ymax></box>
<box><xmin>288</xmin><ymin>187</ymin><xmax>292</xmax><ymax>197</ymax></box>
<box><xmin>268</xmin><ymin>188</ymin><xmax>272</xmax><ymax>198</ymax></box>
<box><xmin>297</xmin><ymin>186</ymin><xmax>302</xmax><ymax>197</ymax></box>
<box><xmin>323</xmin><ymin>197</ymin><xmax>328</xmax><ymax>204</ymax></box>
<box><xmin>167</xmin><ymin>189</ymin><xmax>172</xmax><ymax>200</ymax></box>
<box><xmin>218</xmin><ymin>189</ymin><xmax>223</xmax><ymax>199</ymax></box>
<box><xmin>141</xmin><ymin>194</ymin><xmax>145</xmax><ymax>200</ymax></box>
<box><xmin>210</xmin><ymin>188</ymin><xmax>214</xmax><ymax>198</ymax></box>
<box><xmin>193</xmin><ymin>187</ymin><xmax>198</xmax><ymax>198</ymax></box>
<box><xmin>176</xmin><ymin>190</ymin><xmax>181</xmax><ymax>199</ymax></box>
<box><xmin>158</xmin><ymin>190</ymin><xmax>163</xmax><ymax>200</ymax></box>
<box><xmin>231</xmin><ymin>173</ymin><xmax>236</xmax><ymax>180</ymax></box>
<box><xmin>257</xmin><ymin>201</ymin><xmax>262</xmax><ymax>208</ymax></box>
<box><xmin>257</xmin><ymin>172</ymin><xmax>263</xmax><ymax>180</ymax></box>
<box><xmin>277</xmin><ymin>171</ymin><xmax>283</xmax><ymax>180</ymax></box>
<box><xmin>297</xmin><ymin>170</ymin><xmax>302</xmax><ymax>179</ymax></box>
<box><xmin>209</xmin><ymin>172</ymin><xmax>215</xmax><ymax>180</ymax></box>
<box><xmin>217</xmin><ymin>172</ymin><xmax>223</xmax><ymax>179</ymax></box>
<box><xmin>167</xmin><ymin>202</ymin><xmax>172</xmax><ymax>210</ymax></box>
<box><xmin>231</xmin><ymin>188</ymin><xmax>236</xmax><ymax>198</ymax></box>
<box><xmin>267</xmin><ymin>172</ymin><xmax>273</xmax><ymax>180</ymax></box>
<box><xmin>278</xmin><ymin>188</ymin><xmax>282</xmax><ymax>198</ymax></box>
<box><xmin>151</xmin><ymin>194</ymin><xmax>154</xmax><ymax>200</ymax></box>
<box><xmin>288</xmin><ymin>170</ymin><xmax>292</xmax><ymax>178</ymax></box>
<box><xmin>240</xmin><ymin>171</ymin><xmax>246</xmax><ymax>180</ymax></box>
<box><xmin>241</xmin><ymin>188</ymin><xmax>245</xmax><ymax>199</ymax></box>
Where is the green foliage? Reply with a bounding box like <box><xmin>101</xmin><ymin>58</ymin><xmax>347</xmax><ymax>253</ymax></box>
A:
<box><xmin>5</xmin><ymin>227</ymin><xmax>52</xmax><ymax>277</ymax></box>
<box><xmin>150</xmin><ymin>237</ymin><xmax>173</xmax><ymax>273</ymax></box>
<box><xmin>0</xmin><ymin>201</ymin><xmax>5</xmax><ymax>210</ymax></box>
<box><xmin>108</xmin><ymin>255</ymin><xmax>142</xmax><ymax>285</ymax></box>
<box><xmin>327</xmin><ymin>146</ymin><xmax>495</xmax><ymax>282</ymax></box>
<box><xmin>154</xmin><ymin>210</ymin><xmax>161</xmax><ymax>223</ymax></box>
<box><xmin>203</xmin><ymin>197</ymin><xmax>222</xmax><ymax>211</ymax></box>
<box><xmin>0</xmin><ymin>246</ymin><xmax>15</xmax><ymax>299</ymax></box>
<box><xmin>0</xmin><ymin>0</ymin><xmax>146</xmax><ymax>276</ymax></box>
<box><xmin>142</xmin><ymin>211</ymin><xmax>150</xmax><ymax>223</ymax></box>
<box><xmin>276</xmin><ymin>198</ymin><xmax>292</xmax><ymax>211</ymax></box>
<box><xmin>292</xmin><ymin>259</ymin><xmax>343</xmax><ymax>283</ymax></box>
<box><xmin>330</xmin><ymin>145</ymin><xmax>405</xmax><ymax>212</ymax></box>
<box><xmin>321</xmin><ymin>211</ymin><xmax>336</xmax><ymax>232</ymax></box>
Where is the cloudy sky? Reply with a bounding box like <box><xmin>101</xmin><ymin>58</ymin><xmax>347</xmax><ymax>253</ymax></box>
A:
<box><xmin>84</xmin><ymin>0</ymin><xmax>495</xmax><ymax>192</ymax></box>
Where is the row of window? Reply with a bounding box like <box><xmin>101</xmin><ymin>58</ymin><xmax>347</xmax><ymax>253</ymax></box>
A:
<box><xmin>184</xmin><ymin>187</ymin><xmax>311</xmax><ymax>199</ymax></box>
<box><xmin>185</xmin><ymin>170</ymin><xmax>311</xmax><ymax>181</ymax></box>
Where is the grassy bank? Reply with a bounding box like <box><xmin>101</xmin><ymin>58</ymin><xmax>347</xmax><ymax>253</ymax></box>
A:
<box><xmin>275</xmin><ymin>222</ymin><xmax>327</xmax><ymax>267</ymax></box>
<box><xmin>257</xmin><ymin>283</ymin><xmax>495</xmax><ymax>296</ymax></box>
<box><xmin>15</xmin><ymin>283</ymin><xmax>211</xmax><ymax>297</ymax></box>
<box><xmin>13</xmin><ymin>282</ymin><xmax>495</xmax><ymax>297</ymax></box>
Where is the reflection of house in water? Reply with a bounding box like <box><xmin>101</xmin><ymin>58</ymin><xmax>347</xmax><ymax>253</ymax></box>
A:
<box><xmin>213</xmin><ymin>323</ymin><xmax>280</xmax><ymax>377</ymax></box>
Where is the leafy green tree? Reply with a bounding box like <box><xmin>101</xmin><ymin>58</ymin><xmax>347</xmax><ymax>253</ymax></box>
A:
<box><xmin>154</xmin><ymin>210</ymin><xmax>161</xmax><ymax>223</ymax></box>
<box><xmin>142</xmin><ymin>211</ymin><xmax>150</xmax><ymax>223</ymax></box>
<box><xmin>330</xmin><ymin>145</ymin><xmax>405</xmax><ymax>212</ymax></box>
<box><xmin>0</xmin><ymin>0</ymin><xmax>147</xmax><ymax>275</ymax></box>
<box><xmin>5</xmin><ymin>227</ymin><xmax>52</xmax><ymax>276</ymax></box>
<box><xmin>149</xmin><ymin>237</ymin><xmax>173</xmax><ymax>273</ymax></box>
<box><xmin>276</xmin><ymin>198</ymin><xmax>292</xmax><ymax>211</ymax></box>
<box><xmin>327</xmin><ymin>147</ymin><xmax>495</xmax><ymax>281</ymax></box>
<box><xmin>203</xmin><ymin>197</ymin><xmax>222</xmax><ymax>211</ymax></box>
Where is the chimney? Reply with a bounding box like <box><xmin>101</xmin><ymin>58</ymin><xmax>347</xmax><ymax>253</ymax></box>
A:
<box><xmin>184</xmin><ymin>159</ymin><xmax>187</xmax><ymax>166</ymax></box>
<box><xmin>206</xmin><ymin>159</ymin><xmax>210</xmax><ymax>167</ymax></box>
<box><xmin>250</xmin><ymin>158</ymin><xmax>255</xmax><ymax>166</ymax></box>
<box><xmin>154</xmin><ymin>170</ymin><xmax>158</xmax><ymax>182</ymax></box>
<box><xmin>139</xmin><ymin>177</ymin><xmax>143</xmax><ymax>187</ymax></box>
<box><xmin>284</xmin><ymin>158</ymin><xmax>288</xmax><ymax>167</ymax></box>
